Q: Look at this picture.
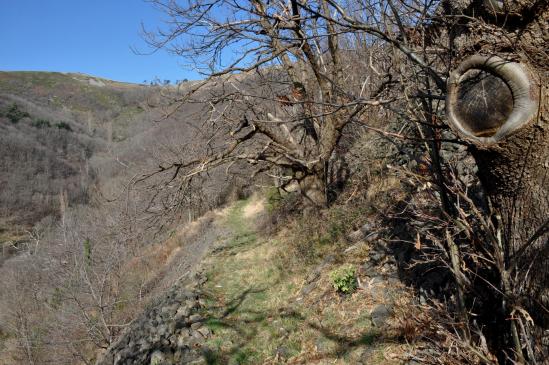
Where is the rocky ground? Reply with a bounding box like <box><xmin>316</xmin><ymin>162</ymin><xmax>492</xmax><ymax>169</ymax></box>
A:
<box><xmin>96</xmin><ymin>211</ymin><xmax>231</xmax><ymax>365</ymax></box>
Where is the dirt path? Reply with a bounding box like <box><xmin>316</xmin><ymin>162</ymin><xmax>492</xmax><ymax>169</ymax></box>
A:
<box><xmin>197</xmin><ymin>197</ymin><xmax>410</xmax><ymax>365</ymax></box>
<box><xmin>96</xmin><ymin>206</ymin><xmax>238</xmax><ymax>365</ymax></box>
<box><xmin>99</xmin><ymin>196</ymin><xmax>413</xmax><ymax>364</ymax></box>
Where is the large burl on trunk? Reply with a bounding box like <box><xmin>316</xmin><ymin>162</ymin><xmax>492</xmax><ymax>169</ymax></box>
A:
<box><xmin>445</xmin><ymin>2</ymin><xmax>548</xmax><ymax>329</ymax></box>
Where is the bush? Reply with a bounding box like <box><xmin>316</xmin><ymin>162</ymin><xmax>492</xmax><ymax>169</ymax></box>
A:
<box><xmin>54</xmin><ymin>121</ymin><xmax>72</xmax><ymax>131</ymax></box>
<box><xmin>330</xmin><ymin>264</ymin><xmax>357</xmax><ymax>294</ymax></box>
<box><xmin>5</xmin><ymin>103</ymin><xmax>30</xmax><ymax>123</ymax></box>
<box><xmin>32</xmin><ymin>119</ymin><xmax>51</xmax><ymax>128</ymax></box>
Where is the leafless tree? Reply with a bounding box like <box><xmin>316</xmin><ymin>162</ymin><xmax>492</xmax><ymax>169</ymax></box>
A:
<box><xmin>140</xmin><ymin>0</ymin><xmax>397</xmax><ymax>208</ymax></box>
<box><xmin>311</xmin><ymin>1</ymin><xmax>548</xmax><ymax>362</ymax></box>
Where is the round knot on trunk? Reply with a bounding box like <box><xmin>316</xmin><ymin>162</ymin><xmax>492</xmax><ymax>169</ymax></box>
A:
<box><xmin>446</xmin><ymin>55</ymin><xmax>539</xmax><ymax>145</ymax></box>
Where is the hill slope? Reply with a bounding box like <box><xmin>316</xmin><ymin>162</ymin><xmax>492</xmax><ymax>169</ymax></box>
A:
<box><xmin>0</xmin><ymin>72</ymin><xmax>148</xmax><ymax>227</ymax></box>
<box><xmin>0</xmin><ymin>71</ymin><xmax>240</xmax><ymax>241</ymax></box>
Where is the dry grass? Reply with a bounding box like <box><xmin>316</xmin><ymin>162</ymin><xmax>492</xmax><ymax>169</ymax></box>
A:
<box><xmin>198</xmin><ymin>196</ymin><xmax>417</xmax><ymax>364</ymax></box>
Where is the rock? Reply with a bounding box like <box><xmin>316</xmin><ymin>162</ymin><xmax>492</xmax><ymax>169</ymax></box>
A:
<box><xmin>189</xmin><ymin>332</ymin><xmax>206</xmax><ymax>347</ymax></box>
<box><xmin>116</xmin><ymin>348</ymin><xmax>132</xmax><ymax>362</ymax></box>
<box><xmin>158</xmin><ymin>324</ymin><xmax>168</xmax><ymax>336</ymax></box>
<box><xmin>164</xmin><ymin>303</ymin><xmax>179</xmax><ymax>316</ymax></box>
<box><xmin>348</xmin><ymin>222</ymin><xmax>380</xmax><ymax>242</ymax></box>
<box><xmin>305</xmin><ymin>269</ymin><xmax>321</xmax><ymax>284</ymax></box>
<box><xmin>177</xmin><ymin>331</ymin><xmax>191</xmax><ymax>348</ymax></box>
<box><xmin>175</xmin><ymin>306</ymin><xmax>190</xmax><ymax>320</ymax></box>
<box><xmin>96</xmin><ymin>268</ymin><xmax>214</xmax><ymax>365</ymax></box>
<box><xmin>167</xmin><ymin>322</ymin><xmax>176</xmax><ymax>334</ymax></box>
<box><xmin>277</xmin><ymin>327</ymin><xmax>289</xmax><ymax>337</ymax></box>
<box><xmin>274</xmin><ymin>346</ymin><xmax>289</xmax><ymax>359</ymax></box>
<box><xmin>370</xmin><ymin>285</ymin><xmax>389</xmax><ymax>302</ymax></box>
<box><xmin>305</xmin><ymin>255</ymin><xmax>336</xmax><ymax>284</ymax></box>
<box><xmin>139</xmin><ymin>339</ymin><xmax>152</xmax><ymax>352</ymax></box>
<box><xmin>369</xmin><ymin>276</ymin><xmax>384</xmax><ymax>286</ymax></box>
<box><xmin>185</xmin><ymin>299</ymin><xmax>199</xmax><ymax>310</ymax></box>
<box><xmin>150</xmin><ymin>350</ymin><xmax>166</xmax><ymax>365</ymax></box>
<box><xmin>188</xmin><ymin>314</ymin><xmax>202</xmax><ymax>324</ymax></box>
<box><xmin>300</xmin><ymin>283</ymin><xmax>315</xmax><ymax>296</ymax></box>
<box><xmin>370</xmin><ymin>304</ymin><xmax>393</xmax><ymax>327</ymax></box>
<box><xmin>173</xmin><ymin>350</ymin><xmax>182</xmax><ymax>362</ymax></box>
<box><xmin>168</xmin><ymin>334</ymin><xmax>178</xmax><ymax>346</ymax></box>
<box><xmin>370</xmin><ymin>251</ymin><xmax>384</xmax><ymax>264</ymax></box>
<box><xmin>348</xmin><ymin>229</ymin><xmax>364</xmax><ymax>242</ymax></box>
<box><xmin>361</xmin><ymin>261</ymin><xmax>376</xmax><ymax>275</ymax></box>
<box><xmin>197</xmin><ymin>326</ymin><xmax>211</xmax><ymax>337</ymax></box>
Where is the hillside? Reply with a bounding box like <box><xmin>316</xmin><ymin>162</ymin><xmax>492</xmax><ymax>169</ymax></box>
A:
<box><xmin>0</xmin><ymin>71</ymin><xmax>260</xmax><ymax>363</ymax></box>
<box><xmin>0</xmin><ymin>72</ymin><xmax>242</xmax><ymax>251</ymax></box>
<box><xmin>0</xmin><ymin>71</ymin><xmax>426</xmax><ymax>365</ymax></box>
<box><xmin>0</xmin><ymin>72</ymin><xmax>145</xmax><ymax>226</ymax></box>
<box><xmin>0</xmin><ymin>67</ymin><xmax>545</xmax><ymax>364</ymax></box>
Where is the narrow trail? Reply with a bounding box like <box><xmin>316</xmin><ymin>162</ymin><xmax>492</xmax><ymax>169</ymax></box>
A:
<box><xmin>193</xmin><ymin>198</ymin><xmax>409</xmax><ymax>364</ymax></box>
<box><xmin>98</xmin><ymin>197</ymin><xmax>412</xmax><ymax>364</ymax></box>
<box><xmin>96</xmin><ymin>206</ymin><xmax>239</xmax><ymax>365</ymax></box>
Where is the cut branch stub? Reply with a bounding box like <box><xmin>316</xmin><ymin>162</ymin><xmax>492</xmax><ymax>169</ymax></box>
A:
<box><xmin>446</xmin><ymin>55</ymin><xmax>539</xmax><ymax>145</ymax></box>
<box><xmin>483</xmin><ymin>0</ymin><xmax>538</xmax><ymax>14</ymax></box>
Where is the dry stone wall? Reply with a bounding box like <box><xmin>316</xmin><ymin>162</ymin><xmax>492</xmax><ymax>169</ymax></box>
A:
<box><xmin>97</xmin><ymin>272</ymin><xmax>210</xmax><ymax>365</ymax></box>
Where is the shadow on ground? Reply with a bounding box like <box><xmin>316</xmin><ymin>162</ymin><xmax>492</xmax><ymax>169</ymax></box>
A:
<box><xmin>197</xmin><ymin>285</ymin><xmax>392</xmax><ymax>364</ymax></box>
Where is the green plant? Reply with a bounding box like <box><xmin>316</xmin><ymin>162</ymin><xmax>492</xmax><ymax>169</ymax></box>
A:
<box><xmin>330</xmin><ymin>265</ymin><xmax>357</xmax><ymax>294</ymax></box>
<box><xmin>265</xmin><ymin>187</ymin><xmax>282</xmax><ymax>212</ymax></box>
<box><xmin>5</xmin><ymin>103</ymin><xmax>30</xmax><ymax>123</ymax></box>
<box><xmin>32</xmin><ymin>119</ymin><xmax>51</xmax><ymax>128</ymax></box>
<box><xmin>83</xmin><ymin>238</ymin><xmax>92</xmax><ymax>265</ymax></box>
<box><xmin>54</xmin><ymin>121</ymin><xmax>72</xmax><ymax>131</ymax></box>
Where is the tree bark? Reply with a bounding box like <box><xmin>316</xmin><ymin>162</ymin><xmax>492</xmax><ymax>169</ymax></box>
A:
<box><xmin>298</xmin><ymin>171</ymin><xmax>327</xmax><ymax>208</ymax></box>
<box><xmin>472</xmin><ymin>115</ymin><xmax>549</xmax><ymax>325</ymax></box>
<box><xmin>447</xmin><ymin>56</ymin><xmax>548</xmax><ymax>326</ymax></box>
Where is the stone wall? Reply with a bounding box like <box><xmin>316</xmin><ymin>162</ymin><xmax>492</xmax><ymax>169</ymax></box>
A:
<box><xmin>96</xmin><ymin>271</ymin><xmax>210</xmax><ymax>365</ymax></box>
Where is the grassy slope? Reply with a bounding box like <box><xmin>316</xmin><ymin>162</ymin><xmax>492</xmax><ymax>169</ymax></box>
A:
<box><xmin>198</xmin><ymin>197</ymin><xmax>406</xmax><ymax>364</ymax></box>
<box><xmin>0</xmin><ymin>71</ymin><xmax>126</xmax><ymax>110</ymax></box>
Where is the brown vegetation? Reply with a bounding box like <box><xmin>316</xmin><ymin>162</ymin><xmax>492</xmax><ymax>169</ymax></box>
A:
<box><xmin>0</xmin><ymin>1</ymin><xmax>547</xmax><ymax>364</ymax></box>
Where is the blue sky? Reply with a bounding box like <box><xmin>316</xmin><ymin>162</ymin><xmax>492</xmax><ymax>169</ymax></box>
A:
<box><xmin>0</xmin><ymin>0</ymin><xmax>200</xmax><ymax>83</ymax></box>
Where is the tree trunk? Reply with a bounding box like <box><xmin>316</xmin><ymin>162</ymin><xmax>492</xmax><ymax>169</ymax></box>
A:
<box><xmin>298</xmin><ymin>172</ymin><xmax>327</xmax><ymax>208</ymax></box>
<box><xmin>446</xmin><ymin>55</ymin><xmax>548</xmax><ymax>326</ymax></box>
<box><xmin>472</xmin><ymin>118</ymin><xmax>549</xmax><ymax>325</ymax></box>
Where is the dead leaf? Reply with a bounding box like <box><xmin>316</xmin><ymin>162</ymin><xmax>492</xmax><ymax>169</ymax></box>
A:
<box><xmin>415</xmin><ymin>232</ymin><xmax>421</xmax><ymax>250</ymax></box>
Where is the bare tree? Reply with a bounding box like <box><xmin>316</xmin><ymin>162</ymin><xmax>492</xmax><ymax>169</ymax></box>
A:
<box><xmin>141</xmin><ymin>0</ymin><xmax>394</xmax><ymax>207</ymax></box>
<box><xmin>312</xmin><ymin>0</ymin><xmax>548</xmax><ymax>362</ymax></box>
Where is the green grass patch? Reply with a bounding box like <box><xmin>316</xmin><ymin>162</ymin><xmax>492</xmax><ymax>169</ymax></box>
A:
<box><xmin>201</xmin><ymin>199</ymin><xmax>303</xmax><ymax>363</ymax></box>
<box><xmin>199</xmin><ymin>198</ymin><xmax>400</xmax><ymax>364</ymax></box>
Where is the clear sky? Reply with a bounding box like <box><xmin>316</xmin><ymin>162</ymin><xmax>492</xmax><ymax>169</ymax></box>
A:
<box><xmin>0</xmin><ymin>0</ymin><xmax>200</xmax><ymax>84</ymax></box>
